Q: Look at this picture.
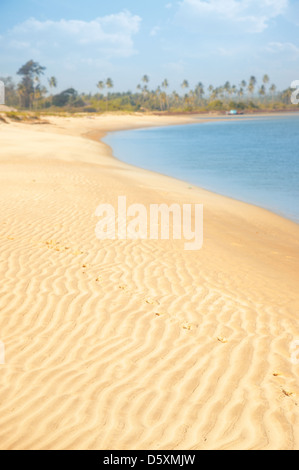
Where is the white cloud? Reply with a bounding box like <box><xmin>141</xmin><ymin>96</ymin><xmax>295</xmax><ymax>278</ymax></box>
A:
<box><xmin>150</xmin><ymin>26</ymin><xmax>161</xmax><ymax>36</ymax></box>
<box><xmin>176</xmin><ymin>0</ymin><xmax>288</xmax><ymax>33</ymax></box>
<box><xmin>6</xmin><ymin>11</ymin><xmax>142</xmax><ymax>58</ymax></box>
<box><xmin>266</xmin><ymin>41</ymin><xmax>299</xmax><ymax>58</ymax></box>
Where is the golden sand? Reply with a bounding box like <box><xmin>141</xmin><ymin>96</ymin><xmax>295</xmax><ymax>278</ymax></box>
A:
<box><xmin>0</xmin><ymin>113</ymin><xmax>298</xmax><ymax>450</ymax></box>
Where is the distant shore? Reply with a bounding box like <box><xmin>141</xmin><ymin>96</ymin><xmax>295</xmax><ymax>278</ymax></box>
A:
<box><xmin>0</xmin><ymin>113</ymin><xmax>299</xmax><ymax>450</ymax></box>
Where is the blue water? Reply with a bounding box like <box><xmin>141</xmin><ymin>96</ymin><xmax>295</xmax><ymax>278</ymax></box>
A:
<box><xmin>104</xmin><ymin>115</ymin><xmax>299</xmax><ymax>223</ymax></box>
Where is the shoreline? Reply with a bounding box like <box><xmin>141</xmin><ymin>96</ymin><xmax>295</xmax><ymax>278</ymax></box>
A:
<box><xmin>90</xmin><ymin>112</ymin><xmax>299</xmax><ymax>227</ymax></box>
<box><xmin>0</xmin><ymin>113</ymin><xmax>299</xmax><ymax>450</ymax></box>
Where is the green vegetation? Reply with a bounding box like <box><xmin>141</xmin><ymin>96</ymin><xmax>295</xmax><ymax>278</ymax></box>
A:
<box><xmin>17</xmin><ymin>60</ymin><xmax>46</xmax><ymax>109</ymax></box>
<box><xmin>1</xmin><ymin>60</ymin><xmax>298</xmax><ymax>114</ymax></box>
<box><xmin>4</xmin><ymin>111</ymin><xmax>42</xmax><ymax>122</ymax></box>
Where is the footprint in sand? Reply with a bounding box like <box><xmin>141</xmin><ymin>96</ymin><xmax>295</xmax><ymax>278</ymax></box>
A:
<box><xmin>45</xmin><ymin>240</ymin><xmax>72</xmax><ymax>253</ymax></box>
<box><xmin>217</xmin><ymin>336</ymin><xmax>228</xmax><ymax>344</ymax></box>
<box><xmin>282</xmin><ymin>389</ymin><xmax>295</xmax><ymax>398</ymax></box>
<box><xmin>273</xmin><ymin>372</ymin><xmax>283</xmax><ymax>377</ymax></box>
<box><xmin>72</xmin><ymin>250</ymin><xmax>84</xmax><ymax>256</ymax></box>
<box><xmin>145</xmin><ymin>297</ymin><xmax>160</xmax><ymax>306</ymax></box>
<box><xmin>119</xmin><ymin>285</ymin><xmax>128</xmax><ymax>291</ymax></box>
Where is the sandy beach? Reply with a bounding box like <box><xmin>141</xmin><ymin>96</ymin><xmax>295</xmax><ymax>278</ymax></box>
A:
<box><xmin>0</xmin><ymin>113</ymin><xmax>299</xmax><ymax>450</ymax></box>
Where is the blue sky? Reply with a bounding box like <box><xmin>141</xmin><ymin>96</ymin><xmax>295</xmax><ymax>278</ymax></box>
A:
<box><xmin>0</xmin><ymin>0</ymin><xmax>298</xmax><ymax>94</ymax></box>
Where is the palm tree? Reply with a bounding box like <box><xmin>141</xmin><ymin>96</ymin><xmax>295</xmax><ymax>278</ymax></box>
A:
<box><xmin>142</xmin><ymin>75</ymin><xmax>149</xmax><ymax>86</ymax></box>
<box><xmin>33</xmin><ymin>76</ymin><xmax>40</xmax><ymax>109</ymax></box>
<box><xmin>248</xmin><ymin>76</ymin><xmax>257</xmax><ymax>98</ymax></box>
<box><xmin>269</xmin><ymin>83</ymin><xmax>276</xmax><ymax>101</ymax></box>
<box><xmin>258</xmin><ymin>85</ymin><xmax>266</xmax><ymax>101</ymax></box>
<box><xmin>224</xmin><ymin>81</ymin><xmax>231</xmax><ymax>100</ymax></box>
<box><xmin>136</xmin><ymin>84</ymin><xmax>142</xmax><ymax>107</ymax></box>
<box><xmin>263</xmin><ymin>74</ymin><xmax>270</xmax><ymax>86</ymax></box>
<box><xmin>48</xmin><ymin>76</ymin><xmax>57</xmax><ymax>91</ymax></box>
<box><xmin>160</xmin><ymin>91</ymin><xmax>167</xmax><ymax>111</ymax></box>
<box><xmin>239</xmin><ymin>80</ymin><xmax>247</xmax><ymax>100</ymax></box>
<box><xmin>97</xmin><ymin>81</ymin><xmax>105</xmax><ymax>92</ymax></box>
<box><xmin>48</xmin><ymin>76</ymin><xmax>57</xmax><ymax>106</ymax></box>
<box><xmin>140</xmin><ymin>76</ymin><xmax>150</xmax><ymax>106</ymax></box>
<box><xmin>181</xmin><ymin>80</ymin><xmax>189</xmax><ymax>92</ymax></box>
<box><xmin>181</xmin><ymin>80</ymin><xmax>189</xmax><ymax>108</ymax></box>
<box><xmin>36</xmin><ymin>85</ymin><xmax>47</xmax><ymax>109</ymax></box>
<box><xmin>106</xmin><ymin>78</ymin><xmax>113</xmax><ymax>90</ymax></box>
<box><xmin>97</xmin><ymin>81</ymin><xmax>105</xmax><ymax>98</ymax></box>
<box><xmin>153</xmin><ymin>86</ymin><xmax>164</xmax><ymax>111</ymax></box>
<box><xmin>189</xmin><ymin>89</ymin><xmax>197</xmax><ymax>109</ymax></box>
<box><xmin>217</xmin><ymin>86</ymin><xmax>225</xmax><ymax>100</ymax></box>
<box><xmin>195</xmin><ymin>82</ymin><xmax>204</xmax><ymax>106</ymax></box>
<box><xmin>171</xmin><ymin>91</ymin><xmax>180</xmax><ymax>109</ymax></box>
<box><xmin>141</xmin><ymin>75</ymin><xmax>149</xmax><ymax>96</ymax></box>
<box><xmin>210</xmin><ymin>87</ymin><xmax>218</xmax><ymax>101</ymax></box>
<box><xmin>263</xmin><ymin>74</ymin><xmax>270</xmax><ymax>99</ymax></box>
<box><xmin>96</xmin><ymin>81</ymin><xmax>105</xmax><ymax>110</ymax></box>
<box><xmin>162</xmin><ymin>79</ymin><xmax>169</xmax><ymax>110</ymax></box>
<box><xmin>106</xmin><ymin>78</ymin><xmax>114</xmax><ymax>111</ymax></box>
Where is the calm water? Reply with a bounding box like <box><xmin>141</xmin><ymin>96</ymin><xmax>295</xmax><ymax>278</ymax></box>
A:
<box><xmin>104</xmin><ymin>115</ymin><xmax>299</xmax><ymax>223</ymax></box>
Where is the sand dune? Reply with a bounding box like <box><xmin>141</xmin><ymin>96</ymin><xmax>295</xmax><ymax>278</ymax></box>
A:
<box><xmin>0</xmin><ymin>114</ymin><xmax>298</xmax><ymax>450</ymax></box>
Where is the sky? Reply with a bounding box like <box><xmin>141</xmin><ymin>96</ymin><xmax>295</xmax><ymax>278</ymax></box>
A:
<box><xmin>0</xmin><ymin>0</ymin><xmax>298</xmax><ymax>94</ymax></box>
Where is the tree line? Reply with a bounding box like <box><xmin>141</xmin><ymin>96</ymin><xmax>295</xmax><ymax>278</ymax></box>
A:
<box><xmin>0</xmin><ymin>60</ymin><xmax>297</xmax><ymax>113</ymax></box>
